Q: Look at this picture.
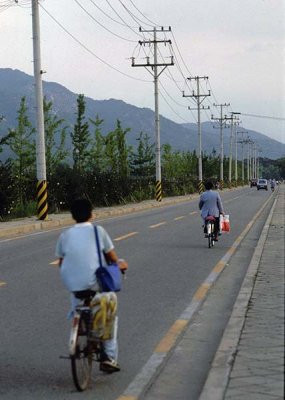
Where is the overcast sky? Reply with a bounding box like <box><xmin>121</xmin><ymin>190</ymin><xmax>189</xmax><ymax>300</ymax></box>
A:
<box><xmin>1</xmin><ymin>0</ymin><xmax>285</xmax><ymax>147</ymax></box>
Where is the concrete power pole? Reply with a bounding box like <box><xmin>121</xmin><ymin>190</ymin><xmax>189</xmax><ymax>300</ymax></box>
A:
<box><xmin>228</xmin><ymin>112</ymin><xmax>240</xmax><ymax>187</ymax></box>
<box><xmin>212</xmin><ymin>103</ymin><xmax>230</xmax><ymax>190</ymax></box>
<box><xmin>132</xmin><ymin>26</ymin><xmax>174</xmax><ymax>202</ymax></box>
<box><xmin>32</xmin><ymin>0</ymin><xmax>47</xmax><ymax>220</ymax></box>
<box><xmin>183</xmin><ymin>76</ymin><xmax>210</xmax><ymax>194</ymax></box>
<box><xmin>237</xmin><ymin>130</ymin><xmax>248</xmax><ymax>184</ymax></box>
<box><xmin>245</xmin><ymin>137</ymin><xmax>254</xmax><ymax>183</ymax></box>
<box><xmin>234</xmin><ymin>120</ymin><xmax>240</xmax><ymax>186</ymax></box>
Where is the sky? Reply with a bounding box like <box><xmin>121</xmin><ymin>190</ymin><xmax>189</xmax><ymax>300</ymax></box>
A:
<box><xmin>1</xmin><ymin>0</ymin><xmax>285</xmax><ymax>148</ymax></box>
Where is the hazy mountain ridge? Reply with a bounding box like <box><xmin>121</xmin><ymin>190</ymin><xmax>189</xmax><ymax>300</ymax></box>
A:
<box><xmin>0</xmin><ymin>68</ymin><xmax>284</xmax><ymax>160</ymax></box>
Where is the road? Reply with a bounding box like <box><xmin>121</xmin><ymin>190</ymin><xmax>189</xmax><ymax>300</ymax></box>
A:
<box><xmin>0</xmin><ymin>187</ymin><xmax>273</xmax><ymax>399</ymax></box>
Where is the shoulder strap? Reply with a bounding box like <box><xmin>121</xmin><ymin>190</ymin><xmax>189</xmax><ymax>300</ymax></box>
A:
<box><xmin>94</xmin><ymin>225</ymin><xmax>103</xmax><ymax>268</ymax></box>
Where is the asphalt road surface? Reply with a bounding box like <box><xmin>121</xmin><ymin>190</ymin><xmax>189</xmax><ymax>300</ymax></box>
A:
<box><xmin>0</xmin><ymin>187</ymin><xmax>273</xmax><ymax>399</ymax></box>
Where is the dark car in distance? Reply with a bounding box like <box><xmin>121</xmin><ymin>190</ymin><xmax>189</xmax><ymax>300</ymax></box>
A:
<box><xmin>250</xmin><ymin>179</ymin><xmax>258</xmax><ymax>187</ymax></box>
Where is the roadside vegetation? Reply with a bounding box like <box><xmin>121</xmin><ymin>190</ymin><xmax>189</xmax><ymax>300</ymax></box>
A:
<box><xmin>0</xmin><ymin>95</ymin><xmax>284</xmax><ymax>220</ymax></box>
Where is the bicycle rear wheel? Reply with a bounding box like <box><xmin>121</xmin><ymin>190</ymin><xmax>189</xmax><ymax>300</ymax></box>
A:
<box><xmin>71</xmin><ymin>315</ymin><xmax>92</xmax><ymax>391</ymax></box>
<box><xmin>208</xmin><ymin>233</ymin><xmax>211</xmax><ymax>248</ymax></box>
<box><xmin>207</xmin><ymin>222</ymin><xmax>215</xmax><ymax>248</ymax></box>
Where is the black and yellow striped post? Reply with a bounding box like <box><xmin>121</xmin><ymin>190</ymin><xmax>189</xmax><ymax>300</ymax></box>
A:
<box><xmin>198</xmin><ymin>180</ymin><xmax>204</xmax><ymax>194</ymax></box>
<box><xmin>220</xmin><ymin>180</ymin><xmax>224</xmax><ymax>191</ymax></box>
<box><xmin>156</xmin><ymin>180</ymin><xmax>162</xmax><ymax>202</ymax></box>
<box><xmin>37</xmin><ymin>180</ymin><xmax>48</xmax><ymax>220</ymax></box>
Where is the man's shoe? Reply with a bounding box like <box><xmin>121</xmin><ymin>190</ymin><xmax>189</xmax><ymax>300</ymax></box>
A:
<box><xmin>100</xmin><ymin>358</ymin><xmax>120</xmax><ymax>373</ymax></box>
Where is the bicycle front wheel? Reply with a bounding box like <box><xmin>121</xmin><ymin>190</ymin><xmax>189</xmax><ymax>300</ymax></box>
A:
<box><xmin>71</xmin><ymin>316</ymin><xmax>92</xmax><ymax>391</ymax></box>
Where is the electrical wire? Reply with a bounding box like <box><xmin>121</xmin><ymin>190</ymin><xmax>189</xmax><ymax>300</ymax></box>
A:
<box><xmin>104</xmin><ymin>0</ymin><xmax>144</xmax><ymax>38</ymax></box>
<box><xmin>126</xmin><ymin>0</ymin><xmax>158</xmax><ymax>26</ymax></box>
<box><xmin>39</xmin><ymin>3</ymin><xmax>151</xmax><ymax>83</ymax></box>
<box><xmin>74</xmin><ymin>0</ymin><xmax>136</xmax><ymax>43</ymax></box>
<box><xmin>170</xmin><ymin>31</ymin><xmax>194</xmax><ymax>79</ymax></box>
<box><xmin>117</xmin><ymin>0</ymin><xmax>153</xmax><ymax>28</ymax></box>
<box><xmin>88</xmin><ymin>0</ymin><xmax>132</xmax><ymax>28</ymax></box>
<box><xmin>0</xmin><ymin>0</ymin><xmax>30</xmax><ymax>11</ymax></box>
<box><xmin>240</xmin><ymin>113</ymin><xmax>285</xmax><ymax>121</ymax></box>
<box><xmin>159</xmin><ymin>85</ymin><xmax>193</xmax><ymax>124</ymax></box>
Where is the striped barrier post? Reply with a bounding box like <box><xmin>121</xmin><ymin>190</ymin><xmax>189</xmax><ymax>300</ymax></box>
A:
<box><xmin>156</xmin><ymin>180</ymin><xmax>162</xmax><ymax>202</ymax></box>
<box><xmin>198</xmin><ymin>180</ymin><xmax>204</xmax><ymax>194</ymax></box>
<box><xmin>220</xmin><ymin>180</ymin><xmax>224</xmax><ymax>191</ymax></box>
<box><xmin>37</xmin><ymin>180</ymin><xmax>48</xmax><ymax>220</ymax></box>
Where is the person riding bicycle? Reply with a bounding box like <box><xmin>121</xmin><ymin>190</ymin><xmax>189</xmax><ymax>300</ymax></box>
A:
<box><xmin>55</xmin><ymin>198</ymin><xmax>128</xmax><ymax>373</ymax></box>
<box><xmin>199</xmin><ymin>181</ymin><xmax>225</xmax><ymax>241</ymax></box>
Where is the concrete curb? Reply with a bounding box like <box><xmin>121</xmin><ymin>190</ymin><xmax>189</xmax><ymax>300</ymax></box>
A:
<box><xmin>0</xmin><ymin>194</ymin><xmax>198</xmax><ymax>239</ymax></box>
<box><xmin>198</xmin><ymin>196</ymin><xmax>277</xmax><ymax>400</ymax></box>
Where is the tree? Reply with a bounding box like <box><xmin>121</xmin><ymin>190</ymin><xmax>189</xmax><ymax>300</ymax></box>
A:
<box><xmin>0</xmin><ymin>97</ymin><xmax>35</xmax><ymax>205</ymax></box>
<box><xmin>89</xmin><ymin>114</ymin><xmax>105</xmax><ymax>172</ymax></box>
<box><xmin>103</xmin><ymin>120</ymin><xmax>131</xmax><ymax>176</ymax></box>
<box><xmin>114</xmin><ymin>119</ymin><xmax>131</xmax><ymax>177</ymax></box>
<box><xmin>71</xmin><ymin>94</ymin><xmax>90</xmax><ymax>173</ymax></box>
<box><xmin>130</xmin><ymin>132</ymin><xmax>155</xmax><ymax>176</ymax></box>
<box><xmin>44</xmin><ymin>97</ymin><xmax>68</xmax><ymax>180</ymax></box>
<box><xmin>0</xmin><ymin>160</ymin><xmax>15</xmax><ymax>218</ymax></box>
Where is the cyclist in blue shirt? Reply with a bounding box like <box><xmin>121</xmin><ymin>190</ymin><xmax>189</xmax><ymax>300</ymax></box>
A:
<box><xmin>199</xmin><ymin>181</ymin><xmax>225</xmax><ymax>241</ymax></box>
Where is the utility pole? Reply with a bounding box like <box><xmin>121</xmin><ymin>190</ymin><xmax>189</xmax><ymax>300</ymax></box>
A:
<box><xmin>245</xmin><ymin>137</ymin><xmax>254</xmax><ymax>182</ymax></box>
<box><xmin>212</xmin><ymin>103</ymin><xmax>230</xmax><ymax>190</ymax></box>
<box><xmin>32</xmin><ymin>0</ymin><xmax>47</xmax><ymax>220</ymax></box>
<box><xmin>237</xmin><ymin>130</ymin><xmax>248</xmax><ymax>184</ymax></box>
<box><xmin>249</xmin><ymin>139</ymin><xmax>254</xmax><ymax>180</ymax></box>
<box><xmin>257</xmin><ymin>149</ymin><xmax>260</xmax><ymax>179</ymax></box>
<box><xmin>131</xmin><ymin>26</ymin><xmax>174</xmax><ymax>202</ymax></box>
<box><xmin>234</xmin><ymin>119</ymin><xmax>240</xmax><ymax>186</ymax></box>
<box><xmin>183</xmin><ymin>76</ymin><xmax>210</xmax><ymax>194</ymax></box>
<box><xmin>228</xmin><ymin>112</ymin><xmax>240</xmax><ymax>187</ymax></box>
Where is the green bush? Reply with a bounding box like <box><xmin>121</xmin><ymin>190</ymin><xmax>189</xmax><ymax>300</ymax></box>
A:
<box><xmin>9</xmin><ymin>201</ymin><xmax>37</xmax><ymax>219</ymax></box>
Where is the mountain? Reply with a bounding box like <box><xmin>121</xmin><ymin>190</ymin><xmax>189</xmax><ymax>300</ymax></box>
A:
<box><xmin>0</xmin><ymin>68</ymin><xmax>284</xmax><ymax>160</ymax></box>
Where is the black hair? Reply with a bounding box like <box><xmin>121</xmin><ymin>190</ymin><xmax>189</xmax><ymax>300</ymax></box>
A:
<box><xmin>70</xmin><ymin>198</ymin><xmax>93</xmax><ymax>223</ymax></box>
<box><xmin>205</xmin><ymin>181</ymin><xmax>214</xmax><ymax>190</ymax></box>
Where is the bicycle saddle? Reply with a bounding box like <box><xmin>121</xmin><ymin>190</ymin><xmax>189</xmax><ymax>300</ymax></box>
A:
<box><xmin>73</xmin><ymin>290</ymin><xmax>96</xmax><ymax>300</ymax></box>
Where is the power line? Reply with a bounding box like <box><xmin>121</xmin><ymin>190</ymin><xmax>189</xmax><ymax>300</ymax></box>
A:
<box><xmin>88</xmin><ymin>0</ymin><xmax>132</xmax><ymax>28</ymax></box>
<box><xmin>74</xmin><ymin>0</ymin><xmax>136</xmax><ymax>42</ymax></box>
<box><xmin>118</xmin><ymin>0</ymin><xmax>153</xmax><ymax>28</ymax></box>
<box><xmin>104</xmin><ymin>0</ymin><xmax>144</xmax><ymax>38</ymax></box>
<box><xmin>39</xmin><ymin>3</ymin><xmax>151</xmax><ymax>83</ymax></box>
<box><xmin>126</xmin><ymin>0</ymin><xmax>158</xmax><ymax>26</ymax></box>
<box><xmin>240</xmin><ymin>113</ymin><xmax>285</xmax><ymax>121</ymax></box>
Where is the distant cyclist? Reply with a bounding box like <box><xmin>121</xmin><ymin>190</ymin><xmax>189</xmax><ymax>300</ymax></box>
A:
<box><xmin>270</xmin><ymin>179</ymin><xmax>276</xmax><ymax>192</ymax></box>
<box><xmin>199</xmin><ymin>181</ymin><xmax>225</xmax><ymax>241</ymax></box>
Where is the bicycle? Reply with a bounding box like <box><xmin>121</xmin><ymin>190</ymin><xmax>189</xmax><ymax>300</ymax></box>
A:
<box><xmin>204</xmin><ymin>216</ymin><xmax>216</xmax><ymax>248</ymax></box>
<box><xmin>68</xmin><ymin>290</ymin><xmax>117</xmax><ymax>391</ymax></box>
